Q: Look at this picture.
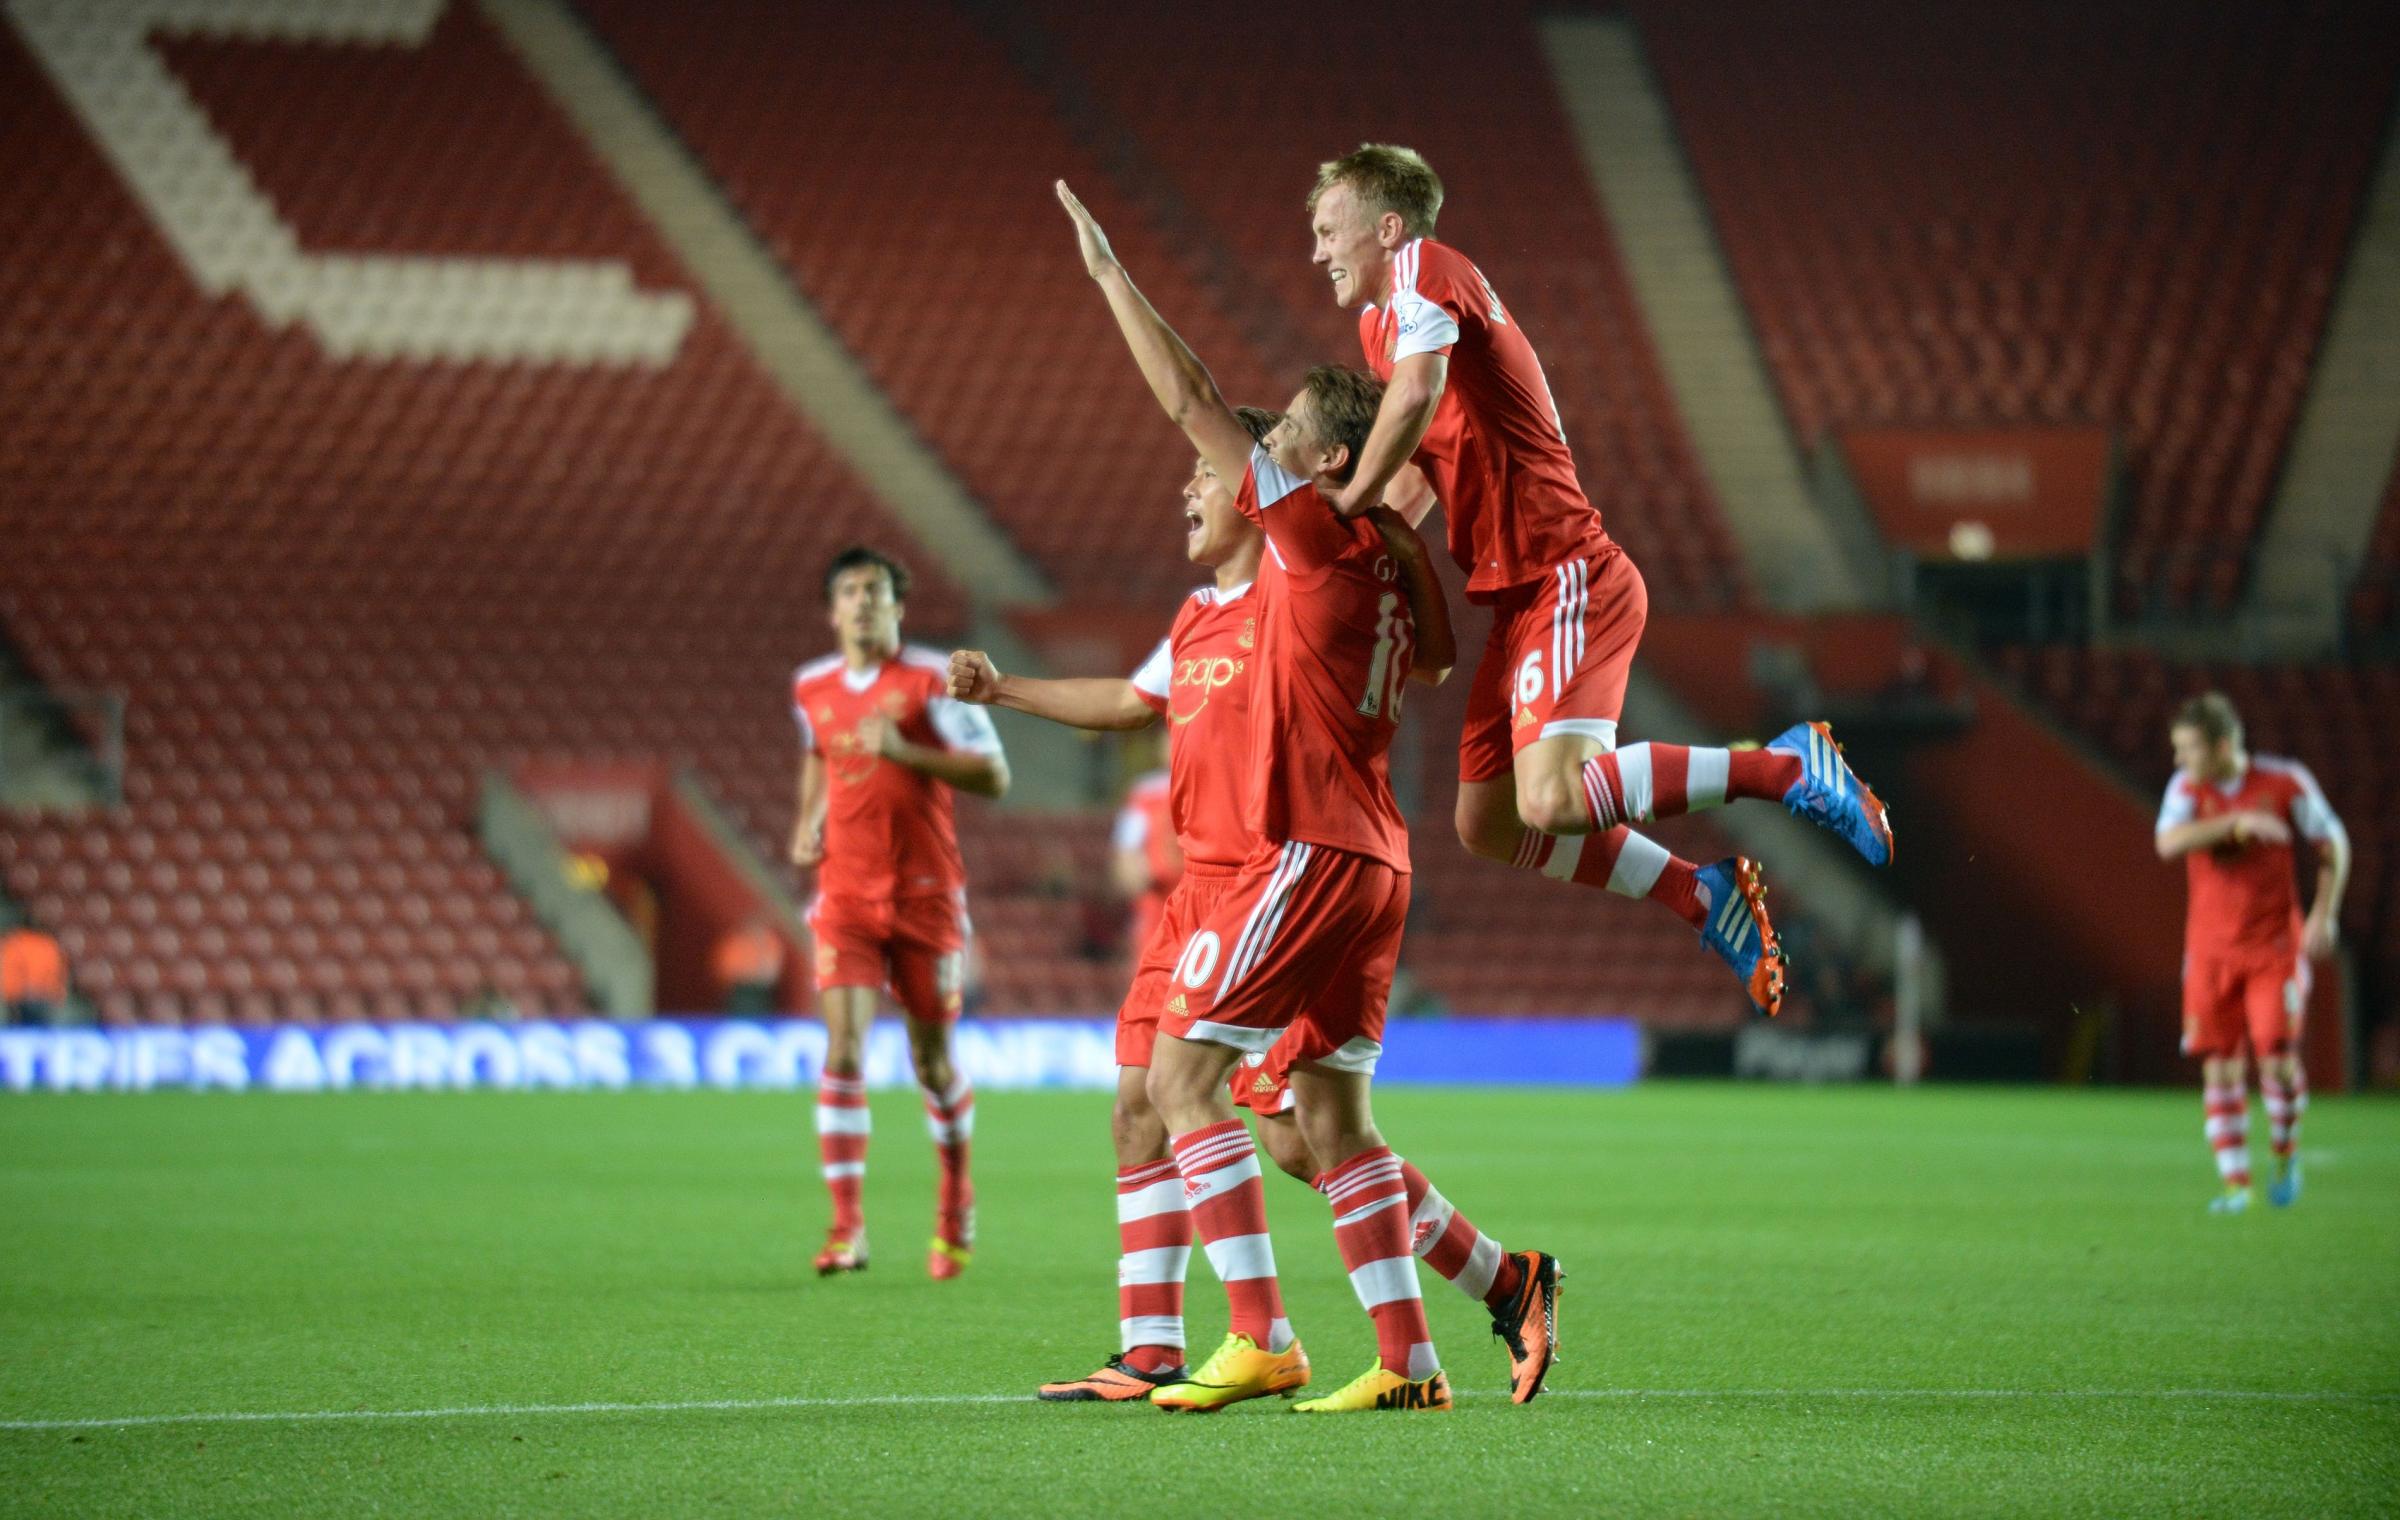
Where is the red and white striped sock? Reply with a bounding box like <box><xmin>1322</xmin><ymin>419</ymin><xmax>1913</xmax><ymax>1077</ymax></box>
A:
<box><xmin>922</xmin><ymin>1075</ymin><xmax>975</xmax><ymax>1232</ymax></box>
<box><xmin>1399</xmin><ymin>1160</ymin><xmax>1522</xmax><ymax>1311</ymax></box>
<box><xmin>1321</xmin><ymin>1148</ymin><xmax>1438</xmax><ymax>1378</ymax></box>
<box><xmin>1115</xmin><ymin>1158</ymin><xmax>1190</xmax><ymax>1374</ymax></box>
<box><xmin>1170</xmin><ymin>1121</ymin><xmax>1292</xmax><ymax>1351</ymax></box>
<box><xmin>2262</xmin><ymin>1068</ymin><xmax>2308</xmax><ymax>1160</ymax></box>
<box><xmin>815</xmin><ymin>1074</ymin><xmax>870</xmax><ymax>1236</ymax></box>
<box><xmin>2204</xmin><ymin>1080</ymin><xmax>2251</xmax><ymax>1188</ymax></box>
<box><xmin>1507</xmin><ymin>824</ymin><xmax>1706</xmax><ymax>928</ymax></box>
<box><xmin>1580</xmin><ymin>744</ymin><xmax>1801</xmax><ymax>830</ymax></box>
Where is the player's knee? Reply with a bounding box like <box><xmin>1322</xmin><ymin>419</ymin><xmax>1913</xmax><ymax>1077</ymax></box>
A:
<box><xmin>1515</xmin><ymin>769</ymin><xmax>1585</xmax><ymax>836</ymax></box>
<box><xmin>1258</xmin><ymin>1118</ymin><xmax>1318</xmax><ymax>1183</ymax></box>
<box><xmin>1111</xmin><ymin>1092</ymin><xmax>1166</xmax><ymax>1160</ymax></box>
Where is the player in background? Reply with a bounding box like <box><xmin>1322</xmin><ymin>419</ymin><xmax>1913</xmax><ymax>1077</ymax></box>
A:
<box><xmin>1305</xmin><ymin>144</ymin><xmax>1898</xmax><ymax>1017</ymax></box>
<box><xmin>790</xmin><ymin>547</ymin><xmax>1010</xmax><ymax>1277</ymax></box>
<box><xmin>1113</xmin><ymin>761</ymin><xmax>1178</xmax><ymax>969</ymax></box>
<box><xmin>2154</xmin><ymin>693</ymin><xmax>2348</xmax><ymax>1212</ymax></box>
<box><xmin>952</xmin><ymin>407</ymin><xmax>1562</xmax><ymax>1405</ymax></box>
<box><xmin>1060</xmin><ymin>178</ymin><xmax>1540</xmax><ymax>1414</ymax></box>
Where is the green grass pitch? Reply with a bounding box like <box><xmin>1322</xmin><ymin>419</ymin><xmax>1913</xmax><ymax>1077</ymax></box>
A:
<box><xmin>2</xmin><ymin>1084</ymin><xmax>2395</xmax><ymax>1517</ymax></box>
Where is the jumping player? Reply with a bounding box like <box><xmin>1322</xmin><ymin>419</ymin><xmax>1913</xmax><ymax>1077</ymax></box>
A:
<box><xmin>790</xmin><ymin>546</ymin><xmax>1010</xmax><ymax>1278</ymax></box>
<box><xmin>1305</xmin><ymin>144</ymin><xmax>1897</xmax><ymax>1016</ymax></box>
<box><xmin>1060</xmin><ymin>178</ymin><xmax>1528</xmax><ymax>1414</ymax></box>
<box><xmin>951</xmin><ymin>407</ymin><xmax>1562</xmax><ymax>1405</ymax></box>
<box><xmin>2154</xmin><ymin>692</ymin><xmax>2348</xmax><ymax>1212</ymax></box>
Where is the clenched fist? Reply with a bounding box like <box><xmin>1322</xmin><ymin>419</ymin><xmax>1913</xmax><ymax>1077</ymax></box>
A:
<box><xmin>949</xmin><ymin>649</ymin><xmax>1003</xmax><ymax>705</ymax></box>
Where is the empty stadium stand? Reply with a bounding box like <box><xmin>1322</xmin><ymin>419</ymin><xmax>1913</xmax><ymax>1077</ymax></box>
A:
<box><xmin>1635</xmin><ymin>0</ymin><xmax>2400</xmax><ymax>613</ymax></box>
<box><xmin>0</xmin><ymin>6</ymin><xmax>1049</xmax><ymax>1023</ymax></box>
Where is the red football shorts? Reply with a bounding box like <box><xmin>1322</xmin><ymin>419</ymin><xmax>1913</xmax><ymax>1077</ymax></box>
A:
<box><xmin>807</xmin><ymin>891</ymin><xmax>969</xmax><ymax>1023</ymax></box>
<box><xmin>1230</xmin><ymin>1029</ymin><xmax>1324</xmax><ymax>1116</ymax></box>
<box><xmin>1117</xmin><ymin>863</ymin><xmax>1240</xmax><ymax>1066</ymax></box>
<box><xmin>1460</xmin><ymin>547</ymin><xmax>1646</xmax><ymax>783</ymax></box>
<box><xmin>1158</xmin><ymin>840</ymin><xmax>1408</xmax><ymax>1075</ymax></box>
<box><xmin>2182</xmin><ymin>950</ymin><xmax>2308</xmax><ymax>1059</ymax></box>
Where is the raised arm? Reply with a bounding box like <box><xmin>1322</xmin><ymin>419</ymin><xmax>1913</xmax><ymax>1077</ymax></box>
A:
<box><xmin>1057</xmin><ymin>182</ymin><xmax>1255</xmax><ymax>488</ymax></box>
<box><xmin>1329</xmin><ymin>351</ymin><xmax>1447</xmax><ymax>518</ymax></box>
<box><xmin>1367</xmin><ymin>507</ymin><xmax>1453</xmax><ymax>685</ymax></box>
<box><xmin>948</xmin><ymin>649</ymin><xmax>1159</xmax><ymax>732</ymax></box>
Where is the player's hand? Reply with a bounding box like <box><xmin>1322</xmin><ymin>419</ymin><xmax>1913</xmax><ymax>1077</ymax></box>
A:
<box><xmin>1055</xmin><ymin>181</ymin><xmax>1119</xmax><ymax>279</ymax></box>
<box><xmin>1363</xmin><ymin>505</ymin><xmax>1420</xmax><ymax>560</ymax></box>
<box><xmin>1323</xmin><ymin>478</ymin><xmax>1373</xmax><ymax>519</ymax></box>
<box><xmin>949</xmin><ymin>649</ymin><xmax>1002</xmax><ymax>704</ymax></box>
<box><xmin>788</xmin><ymin>823</ymin><xmax>823</xmax><ymax>869</ymax></box>
<box><xmin>2303</xmin><ymin>910</ymin><xmax>2339</xmax><ymax>961</ymax></box>
<box><xmin>2231</xmin><ymin>810</ymin><xmax>2291</xmax><ymax>846</ymax></box>
<box><xmin>2179</xmin><ymin>1021</ymin><xmax>2197</xmax><ymax>1057</ymax></box>
<box><xmin>855</xmin><ymin>713</ymin><xmax>902</xmax><ymax>758</ymax></box>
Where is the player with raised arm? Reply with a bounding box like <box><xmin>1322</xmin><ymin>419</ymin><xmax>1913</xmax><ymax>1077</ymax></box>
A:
<box><xmin>790</xmin><ymin>547</ymin><xmax>1010</xmax><ymax>1279</ymax></box>
<box><xmin>1305</xmin><ymin>145</ymin><xmax>1899</xmax><ymax>1017</ymax></box>
<box><xmin>1057</xmin><ymin>179</ymin><xmax>1529</xmax><ymax>1414</ymax></box>
<box><xmin>2154</xmin><ymin>693</ymin><xmax>2348</xmax><ymax>1212</ymax></box>
<box><xmin>951</xmin><ymin>408</ymin><xmax>1562</xmax><ymax>1405</ymax></box>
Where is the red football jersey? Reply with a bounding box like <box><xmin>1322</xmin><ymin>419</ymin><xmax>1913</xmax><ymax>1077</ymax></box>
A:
<box><xmin>1233</xmin><ymin>446</ymin><xmax>1414</xmax><ymax>873</ymax></box>
<box><xmin>1359</xmin><ymin>238</ymin><xmax>1613</xmax><ymax>600</ymax></box>
<box><xmin>2156</xmin><ymin>755</ymin><xmax>2344</xmax><ymax>960</ymax></box>
<box><xmin>1129</xmin><ymin>583</ymin><xmax>1259</xmax><ymax>869</ymax></box>
<box><xmin>792</xmin><ymin>646</ymin><xmax>1004</xmax><ymax>901</ymax></box>
<box><xmin>1113</xmin><ymin>768</ymin><xmax>1182</xmax><ymax>890</ymax></box>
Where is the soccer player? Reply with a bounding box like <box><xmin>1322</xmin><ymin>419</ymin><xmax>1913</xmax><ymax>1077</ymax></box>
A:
<box><xmin>2154</xmin><ymin>692</ymin><xmax>2348</xmax><ymax>1212</ymax></box>
<box><xmin>952</xmin><ymin>409</ymin><xmax>1561</xmax><ymax>1405</ymax></box>
<box><xmin>1304</xmin><ymin>144</ymin><xmax>1899</xmax><ymax>1017</ymax></box>
<box><xmin>790</xmin><ymin>546</ymin><xmax>1010</xmax><ymax>1278</ymax></box>
<box><xmin>1113</xmin><ymin>760</ymin><xmax>1177</xmax><ymax>971</ymax></box>
<box><xmin>1058</xmin><ymin>179</ymin><xmax>1508</xmax><ymax>1414</ymax></box>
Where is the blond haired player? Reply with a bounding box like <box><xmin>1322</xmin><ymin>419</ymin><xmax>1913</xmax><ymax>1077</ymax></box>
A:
<box><xmin>791</xmin><ymin>547</ymin><xmax>1010</xmax><ymax>1278</ymax></box>
<box><xmin>2155</xmin><ymin>692</ymin><xmax>2347</xmax><ymax>1212</ymax></box>
<box><xmin>1304</xmin><ymin>144</ymin><xmax>1897</xmax><ymax>1017</ymax></box>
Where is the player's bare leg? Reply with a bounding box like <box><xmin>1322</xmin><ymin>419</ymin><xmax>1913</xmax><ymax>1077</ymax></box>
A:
<box><xmin>2261</xmin><ymin>1049</ymin><xmax>2306</xmax><ymax>1206</ymax></box>
<box><xmin>1457</xmin><ymin>741</ymin><xmax>1786</xmax><ymax>1016</ymax></box>
<box><xmin>1281</xmin><ymin>1063</ymin><xmax>1450</xmax><ymax>1413</ymax></box>
<box><xmin>812</xmin><ymin>985</ymin><xmax>878</xmax><ymax>1274</ymax></box>
<box><xmin>1144</xmin><ymin>1035</ymin><xmax>1309</xmax><ymax>1412</ymax></box>
<box><xmin>2202</xmin><ymin>1053</ymin><xmax>2254</xmax><ymax>1212</ymax></box>
<box><xmin>1254</xmin><ymin>1109</ymin><xmax>1320</xmax><ymax>1183</ymax></box>
<box><xmin>1039</xmin><ymin>1065</ymin><xmax>1191</xmax><ymax>1401</ymax></box>
<box><xmin>899</xmin><ymin>1008</ymin><xmax>975</xmax><ymax>1277</ymax></box>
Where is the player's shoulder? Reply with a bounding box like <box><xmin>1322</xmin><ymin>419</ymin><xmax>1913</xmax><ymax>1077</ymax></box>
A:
<box><xmin>897</xmin><ymin>645</ymin><xmax>955</xmax><ymax>683</ymax></box>
<box><xmin>2161</xmin><ymin>767</ymin><xmax>2200</xmax><ymax>800</ymax></box>
<box><xmin>2250</xmin><ymin>754</ymin><xmax>2320</xmax><ymax>791</ymax></box>
<box><xmin>1402</xmin><ymin>237</ymin><xmax>1473</xmax><ymax>290</ymax></box>
<box><xmin>792</xmin><ymin>652</ymin><xmax>845</xmax><ymax>691</ymax></box>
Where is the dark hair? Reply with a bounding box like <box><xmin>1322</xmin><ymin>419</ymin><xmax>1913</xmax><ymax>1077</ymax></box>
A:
<box><xmin>1233</xmin><ymin>405</ymin><xmax>1283</xmax><ymax>445</ymax></box>
<box><xmin>822</xmin><ymin>545</ymin><xmax>910</xmax><ymax>604</ymax></box>
<box><xmin>1309</xmin><ymin>144</ymin><xmax>1444</xmax><ymax>238</ymax></box>
<box><xmin>2172</xmin><ymin>691</ymin><xmax>2242</xmax><ymax>746</ymax></box>
<box><xmin>1298</xmin><ymin>366</ymin><xmax>1386</xmax><ymax>482</ymax></box>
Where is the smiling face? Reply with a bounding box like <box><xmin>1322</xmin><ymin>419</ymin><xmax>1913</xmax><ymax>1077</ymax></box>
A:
<box><xmin>826</xmin><ymin>564</ymin><xmax>901</xmax><ymax>660</ymax></box>
<box><xmin>1310</xmin><ymin>181</ymin><xmax>1399</xmax><ymax>311</ymax></box>
<box><xmin>1181</xmin><ymin>454</ymin><xmax>1257</xmax><ymax>567</ymax></box>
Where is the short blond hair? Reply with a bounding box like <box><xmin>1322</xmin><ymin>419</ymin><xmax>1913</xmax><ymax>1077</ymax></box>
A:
<box><xmin>1309</xmin><ymin>144</ymin><xmax>1443</xmax><ymax>239</ymax></box>
<box><xmin>2172</xmin><ymin>691</ymin><xmax>2242</xmax><ymax>747</ymax></box>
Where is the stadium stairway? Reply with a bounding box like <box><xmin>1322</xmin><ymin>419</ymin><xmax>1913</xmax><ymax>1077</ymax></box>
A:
<box><xmin>1537</xmin><ymin>10</ymin><xmax>1862</xmax><ymax>614</ymax></box>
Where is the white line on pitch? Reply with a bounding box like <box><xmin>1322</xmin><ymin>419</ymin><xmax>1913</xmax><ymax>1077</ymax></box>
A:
<box><xmin>4</xmin><ymin>1386</ymin><xmax>2394</xmax><ymax>1432</ymax></box>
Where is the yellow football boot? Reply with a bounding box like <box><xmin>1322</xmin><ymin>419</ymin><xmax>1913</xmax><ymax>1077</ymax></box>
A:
<box><xmin>1148</xmin><ymin>1333</ymin><xmax>1311</xmax><ymax>1413</ymax></box>
<box><xmin>1290</xmin><ymin>1364</ymin><xmax>1452</xmax><ymax>1413</ymax></box>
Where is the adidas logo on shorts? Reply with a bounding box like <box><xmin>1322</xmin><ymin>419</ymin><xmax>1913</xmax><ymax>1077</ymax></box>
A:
<box><xmin>1166</xmin><ymin>994</ymin><xmax>1188</xmax><ymax>1015</ymax></box>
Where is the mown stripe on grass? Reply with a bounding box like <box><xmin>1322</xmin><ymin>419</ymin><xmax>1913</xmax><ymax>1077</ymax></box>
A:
<box><xmin>6</xmin><ymin>1386</ymin><xmax>2395</xmax><ymax>1432</ymax></box>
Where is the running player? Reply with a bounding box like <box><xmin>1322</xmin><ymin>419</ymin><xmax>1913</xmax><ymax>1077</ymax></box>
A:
<box><xmin>2154</xmin><ymin>692</ymin><xmax>2348</xmax><ymax>1212</ymax></box>
<box><xmin>1060</xmin><ymin>178</ymin><xmax>1524</xmax><ymax>1413</ymax></box>
<box><xmin>1304</xmin><ymin>144</ymin><xmax>1897</xmax><ymax>1016</ymax></box>
<box><xmin>790</xmin><ymin>546</ymin><xmax>1010</xmax><ymax>1278</ymax></box>
<box><xmin>951</xmin><ymin>407</ymin><xmax>1561</xmax><ymax>1405</ymax></box>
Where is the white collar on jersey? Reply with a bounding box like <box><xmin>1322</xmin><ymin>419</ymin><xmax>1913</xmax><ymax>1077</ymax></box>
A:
<box><xmin>840</xmin><ymin>660</ymin><xmax>885</xmax><ymax>693</ymax></box>
<box><xmin>1207</xmin><ymin>580</ymin><xmax>1254</xmax><ymax>604</ymax></box>
<box><xmin>2205</xmin><ymin>757</ymin><xmax>2252</xmax><ymax>796</ymax></box>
